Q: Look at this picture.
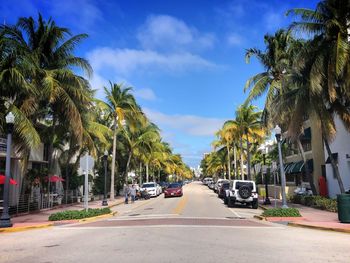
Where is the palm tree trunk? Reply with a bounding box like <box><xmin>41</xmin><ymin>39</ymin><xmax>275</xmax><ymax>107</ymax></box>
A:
<box><xmin>324</xmin><ymin>137</ymin><xmax>345</xmax><ymax>193</ymax></box>
<box><xmin>146</xmin><ymin>163</ymin><xmax>149</xmax><ymax>182</ymax></box>
<box><xmin>234</xmin><ymin>144</ymin><xmax>237</xmax><ymax>179</ymax></box>
<box><xmin>139</xmin><ymin>162</ymin><xmax>143</xmax><ymax>185</ymax></box>
<box><xmin>125</xmin><ymin>151</ymin><xmax>132</xmax><ymax>184</ymax></box>
<box><xmin>246</xmin><ymin>133</ymin><xmax>251</xmax><ymax>180</ymax></box>
<box><xmin>240</xmin><ymin>137</ymin><xmax>244</xmax><ymax>180</ymax></box>
<box><xmin>110</xmin><ymin>120</ymin><xmax>117</xmax><ymax>200</ymax></box>
<box><xmin>297</xmin><ymin>139</ymin><xmax>317</xmax><ymax>195</ymax></box>
<box><xmin>226</xmin><ymin>144</ymin><xmax>231</xmax><ymax>180</ymax></box>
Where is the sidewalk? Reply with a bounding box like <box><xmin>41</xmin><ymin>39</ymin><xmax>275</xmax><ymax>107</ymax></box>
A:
<box><xmin>0</xmin><ymin>197</ymin><xmax>125</xmax><ymax>233</ymax></box>
<box><xmin>259</xmin><ymin>198</ymin><xmax>350</xmax><ymax>234</ymax></box>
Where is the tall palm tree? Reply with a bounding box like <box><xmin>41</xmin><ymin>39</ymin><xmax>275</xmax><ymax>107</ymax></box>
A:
<box><xmin>104</xmin><ymin>82</ymin><xmax>138</xmax><ymax>199</ymax></box>
<box><xmin>286</xmin><ymin>0</ymin><xmax>350</xmax><ymax>193</ymax></box>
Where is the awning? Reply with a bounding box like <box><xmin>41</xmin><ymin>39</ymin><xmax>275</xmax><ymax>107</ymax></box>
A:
<box><xmin>325</xmin><ymin>153</ymin><xmax>338</xmax><ymax>164</ymax></box>
<box><xmin>300</xmin><ymin>159</ymin><xmax>314</xmax><ymax>173</ymax></box>
<box><xmin>290</xmin><ymin>161</ymin><xmax>304</xmax><ymax>174</ymax></box>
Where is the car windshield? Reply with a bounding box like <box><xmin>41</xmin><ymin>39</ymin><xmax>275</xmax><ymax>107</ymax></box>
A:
<box><xmin>222</xmin><ymin>183</ymin><xmax>229</xmax><ymax>189</ymax></box>
<box><xmin>142</xmin><ymin>183</ymin><xmax>155</xmax><ymax>188</ymax></box>
<box><xmin>168</xmin><ymin>183</ymin><xmax>181</xmax><ymax>188</ymax></box>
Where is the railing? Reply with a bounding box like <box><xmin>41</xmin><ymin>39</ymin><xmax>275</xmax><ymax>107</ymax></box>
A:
<box><xmin>8</xmin><ymin>190</ymin><xmax>99</xmax><ymax>216</ymax></box>
<box><xmin>0</xmin><ymin>137</ymin><xmax>7</xmax><ymax>152</ymax></box>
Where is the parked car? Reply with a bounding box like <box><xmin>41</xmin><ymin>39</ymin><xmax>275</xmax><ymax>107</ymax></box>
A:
<box><xmin>214</xmin><ymin>179</ymin><xmax>229</xmax><ymax>193</ymax></box>
<box><xmin>141</xmin><ymin>182</ymin><xmax>161</xmax><ymax>197</ymax></box>
<box><xmin>202</xmin><ymin>177</ymin><xmax>213</xmax><ymax>185</ymax></box>
<box><xmin>218</xmin><ymin>181</ymin><xmax>230</xmax><ymax>199</ymax></box>
<box><xmin>208</xmin><ymin>180</ymin><xmax>215</xmax><ymax>190</ymax></box>
<box><xmin>164</xmin><ymin>183</ymin><xmax>183</xmax><ymax>198</ymax></box>
<box><xmin>226</xmin><ymin>180</ymin><xmax>258</xmax><ymax>209</ymax></box>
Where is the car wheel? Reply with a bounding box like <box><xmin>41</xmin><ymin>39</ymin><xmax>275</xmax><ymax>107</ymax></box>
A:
<box><xmin>224</xmin><ymin>196</ymin><xmax>228</xmax><ymax>205</ymax></box>
<box><xmin>252</xmin><ymin>201</ymin><xmax>258</xmax><ymax>209</ymax></box>
<box><xmin>238</xmin><ymin>185</ymin><xmax>252</xmax><ymax>199</ymax></box>
<box><xmin>228</xmin><ymin>198</ymin><xmax>234</xmax><ymax>208</ymax></box>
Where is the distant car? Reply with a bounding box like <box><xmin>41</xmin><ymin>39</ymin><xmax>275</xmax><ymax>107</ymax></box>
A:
<box><xmin>218</xmin><ymin>182</ymin><xmax>230</xmax><ymax>199</ymax></box>
<box><xmin>215</xmin><ymin>179</ymin><xmax>229</xmax><ymax>193</ymax></box>
<box><xmin>159</xmin><ymin>182</ymin><xmax>169</xmax><ymax>192</ymax></box>
<box><xmin>164</xmin><ymin>183</ymin><xmax>183</xmax><ymax>198</ymax></box>
<box><xmin>202</xmin><ymin>177</ymin><xmax>213</xmax><ymax>185</ymax></box>
<box><xmin>141</xmin><ymin>182</ymin><xmax>161</xmax><ymax>197</ymax></box>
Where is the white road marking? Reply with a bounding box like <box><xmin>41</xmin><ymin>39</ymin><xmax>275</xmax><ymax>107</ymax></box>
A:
<box><xmin>229</xmin><ymin>208</ymin><xmax>243</xmax><ymax>219</ymax></box>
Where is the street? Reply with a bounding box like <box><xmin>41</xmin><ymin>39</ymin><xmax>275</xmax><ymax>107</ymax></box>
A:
<box><xmin>1</xmin><ymin>182</ymin><xmax>349</xmax><ymax>263</ymax></box>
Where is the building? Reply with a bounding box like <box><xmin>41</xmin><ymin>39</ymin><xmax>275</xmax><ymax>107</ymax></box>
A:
<box><xmin>324</xmin><ymin>115</ymin><xmax>350</xmax><ymax>198</ymax></box>
<box><xmin>283</xmin><ymin>115</ymin><xmax>325</xmax><ymax>193</ymax></box>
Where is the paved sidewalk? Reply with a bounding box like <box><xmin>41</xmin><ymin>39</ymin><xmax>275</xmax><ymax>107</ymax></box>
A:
<box><xmin>0</xmin><ymin>197</ymin><xmax>125</xmax><ymax>233</ymax></box>
<box><xmin>259</xmin><ymin>198</ymin><xmax>350</xmax><ymax>233</ymax></box>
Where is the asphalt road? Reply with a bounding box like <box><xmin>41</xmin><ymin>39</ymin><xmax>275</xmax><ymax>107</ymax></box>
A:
<box><xmin>1</xmin><ymin>182</ymin><xmax>350</xmax><ymax>263</ymax></box>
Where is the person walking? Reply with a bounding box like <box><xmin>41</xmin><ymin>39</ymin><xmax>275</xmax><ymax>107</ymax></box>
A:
<box><xmin>123</xmin><ymin>183</ymin><xmax>130</xmax><ymax>204</ymax></box>
<box><xmin>130</xmin><ymin>184</ymin><xmax>136</xmax><ymax>203</ymax></box>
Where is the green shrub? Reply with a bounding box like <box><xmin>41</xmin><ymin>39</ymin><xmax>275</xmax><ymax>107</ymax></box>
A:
<box><xmin>49</xmin><ymin>208</ymin><xmax>111</xmax><ymax>221</ymax></box>
<box><xmin>262</xmin><ymin>208</ymin><xmax>301</xmax><ymax>217</ymax></box>
<box><xmin>289</xmin><ymin>195</ymin><xmax>337</xmax><ymax>213</ymax></box>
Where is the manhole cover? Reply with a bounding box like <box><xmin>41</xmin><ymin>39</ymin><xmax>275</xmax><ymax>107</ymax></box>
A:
<box><xmin>129</xmin><ymin>214</ymin><xmax>141</xmax><ymax>216</ymax></box>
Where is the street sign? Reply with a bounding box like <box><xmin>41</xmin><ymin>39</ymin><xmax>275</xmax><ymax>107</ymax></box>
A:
<box><xmin>79</xmin><ymin>154</ymin><xmax>95</xmax><ymax>211</ymax></box>
<box><xmin>79</xmin><ymin>154</ymin><xmax>94</xmax><ymax>172</ymax></box>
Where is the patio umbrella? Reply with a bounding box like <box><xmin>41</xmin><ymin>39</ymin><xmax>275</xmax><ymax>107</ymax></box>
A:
<box><xmin>45</xmin><ymin>175</ymin><xmax>65</xmax><ymax>182</ymax></box>
<box><xmin>0</xmin><ymin>174</ymin><xmax>17</xmax><ymax>185</ymax></box>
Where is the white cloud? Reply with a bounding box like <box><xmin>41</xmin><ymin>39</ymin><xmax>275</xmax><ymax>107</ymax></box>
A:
<box><xmin>133</xmin><ymin>88</ymin><xmax>157</xmax><ymax>101</ymax></box>
<box><xmin>87</xmin><ymin>47</ymin><xmax>216</xmax><ymax>76</ymax></box>
<box><xmin>264</xmin><ymin>11</ymin><xmax>285</xmax><ymax>31</ymax></box>
<box><xmin>137</xmin><ymin>15</ymin><xmax>215</xmax><ymax>51</ymax></box>
<box><xmin>227</xmin><ymin>33</ymin><xmax>244</xmax><ymax>46</ymax></box>
<box><xmin>143</xmin><ymin>108</ymin><xmax>224</xmax><ymax>136</ymax></box>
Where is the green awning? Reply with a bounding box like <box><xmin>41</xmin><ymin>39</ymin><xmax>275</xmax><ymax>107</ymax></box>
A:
<box><xmin>290</xmin><ymin>161</ymin><xmax>304</xmax><ymax>174</ymax></box>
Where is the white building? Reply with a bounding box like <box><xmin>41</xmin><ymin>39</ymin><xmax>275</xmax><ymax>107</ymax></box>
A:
<box><xmin>324</xmin><ymin>115</ymin><xmax>350</xmax><ymax>198</ymax></box>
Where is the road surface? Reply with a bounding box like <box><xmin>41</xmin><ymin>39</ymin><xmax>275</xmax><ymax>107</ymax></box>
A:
<box><xmin>1</xmin><ymin>182</ymin><xmax>349</xmax><ymax>263</ymax></box>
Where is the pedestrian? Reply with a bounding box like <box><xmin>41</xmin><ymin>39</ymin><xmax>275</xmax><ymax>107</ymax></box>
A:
<box><xmin>130</xmin><ymin>184</ymin><xmax>136</xmax><ymax>203</ymax></box>
<box><xmin>123</xmin><ymin>183</ymin><xmax>130</xmax><ymax>204</ymax></box>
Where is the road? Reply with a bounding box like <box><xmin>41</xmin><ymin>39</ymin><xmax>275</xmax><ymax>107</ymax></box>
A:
<box><xmin>1</xmin><ymin>182</ymin><xmax>349</xmax><ymax>263</ymax></box>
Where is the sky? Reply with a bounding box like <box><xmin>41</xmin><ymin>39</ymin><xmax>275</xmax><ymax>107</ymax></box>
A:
<box><xmin>1</xmin><ymin>0</ymin><xmax>319</xmax><ymax>168</ymax></box>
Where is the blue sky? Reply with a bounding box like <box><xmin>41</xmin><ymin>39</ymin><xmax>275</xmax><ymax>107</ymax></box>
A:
<box><xmin>1</xmin><ymin>0</ymin><xmax>319</xmax><ymax>167</ymax></box>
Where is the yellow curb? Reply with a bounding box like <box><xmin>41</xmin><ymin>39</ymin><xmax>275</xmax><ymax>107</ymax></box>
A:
<box><xmin>0</xmin><ymin>223</ymin><xmax>54</xmax><ymax>234</ymax></box>
<box><xmin>288</xmin><ymin>222</ymin><xmax>350</xmax><ymax>234</ymax></box>
<box><xmin>77</xmin><ymin>211</ymin><xmax>117</xmax><ymax>223</ymax></box>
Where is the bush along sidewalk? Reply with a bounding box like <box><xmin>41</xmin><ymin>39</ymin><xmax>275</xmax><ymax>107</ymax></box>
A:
<box><xmin>262</xmin><ymin>208</ymin><xmax>301</xmax><ymax>217</ymax></box>
<box><xmin>289</xmin><ymin>195</ymin><xmax>337</xmax><ymax>212</ymax></box>
<box><xmin>49</xmin><ymin>208</ymin><xmax>112</xmax><ymax>221</ymax></box>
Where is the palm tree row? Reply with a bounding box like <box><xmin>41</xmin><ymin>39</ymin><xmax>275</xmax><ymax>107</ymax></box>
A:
<box><xmin>0</xmin><ymin>14</ymin><xmax>191</xmax><ymax>198</ymax></box>
<box><xmin>201</xmin><ymin>105</ymin><xmax>265</xmax><ymax>181</ymax></box>
<box><xmin>244</xmin><ymin>0</ymin><xmax>350</xmax><ymax>194</ymax></box>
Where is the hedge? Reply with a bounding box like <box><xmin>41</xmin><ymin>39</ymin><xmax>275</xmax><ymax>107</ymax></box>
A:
<box><xmin>49</xmin><ymin>208</ymin><xmax>111</xmax><ymax>221</ymax></box>
<box><xmin>289</xmin><ymin>195</ymin><xmax>337</xmax><ymax>212</ymax></box>
<box><xmin>262</xmin><ymin>208</ymin><xmax>301</xmax><ymax>217</ymax></box>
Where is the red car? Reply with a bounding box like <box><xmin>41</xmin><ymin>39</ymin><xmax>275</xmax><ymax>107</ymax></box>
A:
<box><xmin>164</xmin><ymin>183</ymin><xmax>183</xmax><ymax>198</ymax></box>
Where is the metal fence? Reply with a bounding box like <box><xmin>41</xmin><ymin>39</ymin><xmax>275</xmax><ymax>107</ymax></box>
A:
<box><xmin>9</xmin><ymin>190</ymin><xmax>104</xmax><ymax>216</ymax></box>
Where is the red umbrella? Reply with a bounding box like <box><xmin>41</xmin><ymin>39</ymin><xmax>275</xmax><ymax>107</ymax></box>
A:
<box><xmin>45</xmin><ymin>175</ymin><xmax>65</xmax><ymax>182</ymax></box>
<box><xmin>0</xmin><ymin>174</ymin><xmax>17</xmax><ymax>185</ymax></box>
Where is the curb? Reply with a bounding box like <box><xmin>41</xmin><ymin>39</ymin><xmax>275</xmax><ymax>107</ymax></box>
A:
<box><xmin>288</xmin><ymin>222</ymin><xmax>350</xmax><ymax>234</ymax></box>
<box><xmin>0</xmin><ymin>223</ymin><xmax>54</xmax><ymax>233</ymax></box>
<box><xmin>254</xmin><ymin>215</ymin><xmax>266</xmax><ymax>221</ymax></box>
<box><xmin>258</xmin><ymin>204</ymin><xmax>268</xmax><ymax>211</ymax></box>
<box><xmin>77</xmin><ymin>211</ymin><xmax>118</xmax><ymax>223</ymax></box>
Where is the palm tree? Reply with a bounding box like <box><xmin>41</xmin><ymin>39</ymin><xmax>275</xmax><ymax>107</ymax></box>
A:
<box><xmin>230</xmin><ymin>105</ymin><xmax>264</xmax><ymax>180</ymax></box>
<box><xmin>1</xmin><ymin>14</ymin><xmax>93</xmax><ymax>174</ymax></box>
<box><xmin>104</xmin><ymin>82</ymin><xmax>138</xmax><ymax>199</ymax></box>
<box><xmin>286</xmin><ymin>0</ymin><xmax>350</xmax><ymax>193</ymax></box>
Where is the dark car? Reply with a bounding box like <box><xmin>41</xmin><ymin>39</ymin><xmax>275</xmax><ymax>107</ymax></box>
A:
<box><xmin>218</xmin><ymin>182</ymin><xmax>230</xmax><ymax>199</ymax></box>
<box><xmin>159</xmin><ymin>182</ymin><xmax>169</xmax><ymax>192</ymax></box>
<box><xmin>164</xmin><ymin>183</ymin><xmax>183</xmax><ymax>198</ymax></box>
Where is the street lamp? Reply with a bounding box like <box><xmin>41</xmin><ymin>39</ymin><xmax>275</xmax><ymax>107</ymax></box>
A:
<box><xmin>274</xmin><ymin>125</ymin><xmax>288</xmax><ymax>208</ymax></box>
<box><xmin>0</xmin><ymin>112</ymin><xmax>15</xmax><ymax>228</ymax></box>
<box><xmin>259</xmin><ymin>144</ymin><xmax>271</xmax><ymax>205</ymax></box>
<box><xmin>102</xmin><ymin>150</ymin><xmax>108</xmax><ymax>206</ymax></box>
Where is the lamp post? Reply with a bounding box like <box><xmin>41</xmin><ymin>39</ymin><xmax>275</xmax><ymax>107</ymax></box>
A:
<box><xmin>274</xmin><ymin>125</ymin><xmax>288</xmax><ymax>208</ymax></box>
<box><xmin>102</xmin><ymin>150</ymin><xmax>108</xmax><ymax>206</ymax></box>
<box><xmin>260</xmin><ymin>144</ymin><xmax>271</xmax><ymax>205</ymax></box>
<box><xmin>0</xmin><ymin>112</ymin><xmax>15</xmax><ymax>228</ymax></box>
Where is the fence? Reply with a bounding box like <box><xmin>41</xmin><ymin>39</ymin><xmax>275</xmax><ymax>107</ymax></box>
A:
<box><xmin>8</xmin><ymin>190</ymin><xmax>105</xmax><ymax>216</ymax></box>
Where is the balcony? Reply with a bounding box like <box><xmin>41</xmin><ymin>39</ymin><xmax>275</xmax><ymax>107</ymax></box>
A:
<box><xmin>0</xmin><ymin>137</ymin><xmax>6</xmax><ymax>153</ymax></box>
